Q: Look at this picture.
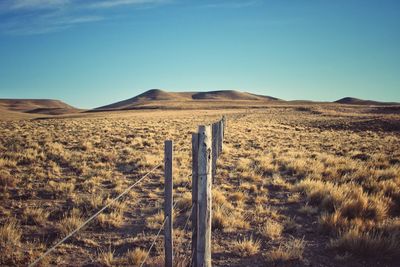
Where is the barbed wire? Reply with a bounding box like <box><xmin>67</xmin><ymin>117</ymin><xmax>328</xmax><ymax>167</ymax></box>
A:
<box><xmin>182</xmin><ymin>205</ymin><xmax>193</xmax><ymax>233</ymax></box>
<box><xmin>139</xmin><ymin>216</ymin><xmax>168</xmax><ymax>267</ymax></box>
<box><xmin>28</xmin><ymin>162</ymin><xmax>163</xmax><ymax>267</ymax></box>
<box><xmin>29</xmin><ymin>116</ymin><xmax>227</xmax><ymax>267</ymax></box>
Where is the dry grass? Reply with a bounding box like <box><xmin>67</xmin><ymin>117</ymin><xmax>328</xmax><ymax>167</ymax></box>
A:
<box><xmin>97</xmin><ymin>249</ymin><xmax>114</xmax><ymax>267</ymax></box>
<box><xmin>97</xmin><ymin>211</ymin><xmax>124</xmax><ymax>229</ymax></box>
<box><xmin>23</xmin><ymin>207</ymin><xmax>49</xmax><ymax>226</ymax></box>
<box><xmin>146</xmin><ymin>211</ymin><xmax>165</xmax><ymax>230</ymax></box>
<box><xmin>330</xmin><ymin>221</ymin><xmax>400</xmax><ymax>258</ymax></box>
<box><xmin>58</xmin><ymin>209</ymin><xmax>84</xmax><ymax>236</ymax></box>
<box><xmin>232</xmin><ymin>236</ymin><xmax>261</xmax><ymax>257</ymax></box>
<box><xmin>0</xmin><ymin>219</ymin><xmax>22</xmax><ymax>264</ymax></box>
<box><xmin>265</xmin><ymin>237</ymin><xmax>305</xmax><ymax>262</ymax></box>
<box><xmin>0</xmin><ymin>107</ymin><xmax>399</xmax><ymax>266</ymax></box>
<box><xmin>126</xmin><ymin>248</ymin><xmax>147</xmax><ymax>266</ymax></box>
<box><xmin>259</xmin><ymin>219</ymin><xmax>283</xmax><ymax>240</ymax></box>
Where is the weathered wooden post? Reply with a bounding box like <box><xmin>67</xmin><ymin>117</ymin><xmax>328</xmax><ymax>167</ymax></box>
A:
<box><xmin>222</xmin><ymin>116</ymin><xmax>226</xmax><ymax>136</ymax></box>
<box><xmin>196</xmin><ymin>125</ymin><xmax>212</xmax><ymax>267</ymax></box>
<box><xmin>211</xmin><ymin>122</ymin><xmax>218</xmax><ymax>180</ymax></box>
<box><xmin>164</xmin><ymin>140</ymin><xmax>173</xmax><ymax>267</ymax></box>
<box><xmin>222</xmin><ymin>116</ymin><xmax>226</xmax><ymax>140</ymax></box>
<box><xmin>191</xmin><ymin>133</ymin><xmax>199</xmax><ymax>267</ymax></box>
<box><xmin>218</xmin><ymin>120</ymin><xmax>223</xmax><ymax>155</ymax></box>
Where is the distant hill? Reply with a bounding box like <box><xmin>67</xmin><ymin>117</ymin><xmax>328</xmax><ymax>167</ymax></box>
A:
<box><xmin>0</xmin><ymin>99</ymin><xmax>80</xmax><ymax>117</ymax></box>
<box><xmin>335</xmin><ymin>97</ymin><xmax>399</xmax><ymax>106</ymax></box>
<box><xmin>94</xmin><ymin>89</ymin><xmax>280</xmax><ymax>110</ymax></box>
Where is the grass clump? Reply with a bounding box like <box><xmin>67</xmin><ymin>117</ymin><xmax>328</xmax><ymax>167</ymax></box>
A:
<box><xmin>146</xmin><ymin>211</ymin><xmax>165</xmax><ymax>230</ymax></box>
<box><xmin>232</xmin><ymin>236</ymin><xmax>261</xmax><ymax>257</ymax></box>
<box><xmin>330</xmin><ymin>225</ymin><xmax>400</xmax><ymax>259</ymax></box>
<box><xmin>260</xmin><ymin>219</ymin><xmax>283</xmax><ymax>240</ymax></box>
<box><xmin>265</xmin><ymin>238</ymin><xmax>305</xmax><ymax>262</ymax></box>
<box><xmin>126</xmin><ymin>247</ymin><xmax>147</xmax><ymax>266</ymax></box>
<box><xmin>23</xmin><ymin>207</ymin><xmax>49</xmax><ymax>226</ymax></box>
<box><xmin>0</xmin><ymin>219</ymin><xmax>22</xmax><ymax>264</ymax></box>
<box><xmin>97</xmin><ymin>249</ymin><xmax>114</xmax><ymax>267</ymax></box>
<box><xmin>58</xmin><ymin>209</ymin><xmax>84</xmax><ymax>236</ymax></box>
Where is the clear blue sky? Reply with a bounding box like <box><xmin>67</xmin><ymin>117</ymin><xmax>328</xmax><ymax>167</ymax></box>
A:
<box><xmin>0</xmin><ymin>0</ymin><xmax>399</xmax><ymax>108</ymax></box>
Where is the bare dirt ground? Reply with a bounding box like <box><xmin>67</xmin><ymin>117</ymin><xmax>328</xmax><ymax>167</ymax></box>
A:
<box><xmin>0</xmin><ymin>105</ymin><xmax>399</xmax><ymax>266</ymax></box>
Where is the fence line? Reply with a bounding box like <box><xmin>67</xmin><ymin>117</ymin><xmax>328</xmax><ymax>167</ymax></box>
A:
<box><xmin>30</xmin><ymin>115</ymin><xmax>227</xmax><ymax>267</ymax></box>
<box><xmin>191</xmin><ymin>114</ymin><xmax>225</xmax><ymax>265</ymax></box>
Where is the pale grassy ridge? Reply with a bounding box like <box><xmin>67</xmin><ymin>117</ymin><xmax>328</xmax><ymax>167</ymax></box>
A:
<box><xmin>0</xmin><ymin>107</ymin><xmax>399</xmax><ymax>266</ymax></box>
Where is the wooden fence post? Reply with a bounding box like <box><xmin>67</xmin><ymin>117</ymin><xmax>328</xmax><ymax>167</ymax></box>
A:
<box><xmin>196</xmin><ymin>125</ymin><xmax>212</xmax><ymax>267</ymax></box>
<box><xmin>191</xmin><ymin>133</ymin><xmax>199</xmax><ymax>267</ymax></box>
<box><xmin>212</xmin><ymin>123</ymin><xmax>218</xmax><ymax>181</ymax></box>
<box><xmin>222</xmin><ymin>116</ymin><xmax>226</xmax><ymax>139</ymax></box>
<box><xmin>218</xmin><ymin>120</ymin><xmax>223</xmax><ymax>154</ymax></box>
<box><xmin>164</xmin><ymin>140</ymin><xmax>173</xmax><ymax>267</ymax></box>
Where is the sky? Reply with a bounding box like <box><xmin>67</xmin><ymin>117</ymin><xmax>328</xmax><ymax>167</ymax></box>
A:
<box><xmin>0</xmin><ymin>0</ymin><xmax>399</xmax><ymax>109</ymax></box>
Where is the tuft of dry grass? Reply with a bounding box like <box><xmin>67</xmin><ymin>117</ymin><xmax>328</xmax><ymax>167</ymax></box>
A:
<box><xmin>58</xmin><ymin>209</ymin><xmax>84</xmax><ymax>236</ymax></box>
<box><xmin>212</xmin><ymin>204</ymin><xmax>249</xmax><ymax>232</ymax></box>
<box><xmin>0</xmin><ymin>219</ymin><xmax>22</xmax><ymax>264</ymax></box>
<box><xmin>97</xmin><ymin>211</ymin><xmax>124</xmax><ymax>229</ymax></box>
<box><xmin>97</xmin><ymin>249</ymin><xmax>114</xmax><ymax>267</ymax></box>
<box><xmin>330</xmin><ymin>226</ymin><xmax>400</xmax><ymax>258</ymax></box>
<box><xmin>175</xmin><ymin>192</ymin><xmax>192</xmax><ymax>210</ymax></box>
<box><xmin>265</xmin><ymin>237</ymin><xmax>305</xmax><ymax>262</ymax></box>
<box><xmin>146</xmin><ymin>211</ymin><xmax>165</xmax><ymax>230</ymax></box>
<box><xmin>0</xmin><ymin>220</ymin><xmax>21</xmax><ymax>249</ymax></box>
<box><xmin>298</xmin><ymin>203</ymin><xmax>318</xmax><ymax>215</ymax></box>
<box><xmin>126</xmin><ymin>247</ymin><xmax>147</xmax><ymax>266</ymax></box>
<box><xmin>23</xmin><ymin>207</ymin><xmax>49</xmax><ymax>226</ymax></box>
<box><xmin>259</xmin><ymin>219</ymin><xmax>283</xmax><ymax>240</ymax></box>
<box><xmin>232</xmin><ymin>236</ymin><xmax>261</xmax><ymax>257</ymax></box>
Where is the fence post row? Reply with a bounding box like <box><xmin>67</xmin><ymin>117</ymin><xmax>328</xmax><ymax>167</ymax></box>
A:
<box><xmin>162</xmin><ymin>117</ymin><xmax>225</xmax><ymax>267</ymax></box>
<box><xmin>29</xmin><ymin>117</ymin><xmax>226</xmax><ymax>267</ymax></box>
<box><xmin>164</xmin><ymin>140</ymin><xmax>173</xmax><ymax>267</ymax></box>
<box><xmin>190</xmin><ymin>117</ymin><xmax>226</xmax><ymax>267</ymax></box>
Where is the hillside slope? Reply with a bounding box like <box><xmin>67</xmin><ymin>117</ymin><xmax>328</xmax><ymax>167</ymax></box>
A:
<box><xmin>335</xmin><ymin>97</ymin><xmax>399</xmax><ymax>106</ymax></box>
<box><xmin>94</xmin><ymin>89</ymin><xmax>280</xmax><ymax>110</ymax></box>
<box><xmin>0</xmin><ymin>99</ymin><xmax>80</xmax><ymax>118</ymax></box>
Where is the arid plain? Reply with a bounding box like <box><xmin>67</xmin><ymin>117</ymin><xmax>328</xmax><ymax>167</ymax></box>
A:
<box><xmin>1</xmin><ymin>96</ymin><xmax>400</xmax><ymax>266</ymax></box>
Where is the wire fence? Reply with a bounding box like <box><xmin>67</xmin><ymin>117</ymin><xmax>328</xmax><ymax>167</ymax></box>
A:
<box><xmin>29</xmin><ymin>115</ymin><xmax>227</xmax><ymax>267</ymax></box>
<box><xmin>29</xmin><ymin>163</ymin><xmax>162</xmax><ymax>267</ymax></box>
<box><xmin>29</xmin><ymin>165</ymin><xmax>195</xmax><ymax>267</ymax></box>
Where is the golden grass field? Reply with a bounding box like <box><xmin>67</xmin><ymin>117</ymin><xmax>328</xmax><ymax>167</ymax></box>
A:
<box><xmin>1</xmin><ymin>105</ymin><xmax>400</xmax><ymax>266</ymax></box>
